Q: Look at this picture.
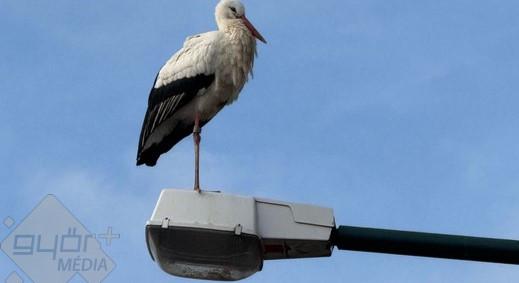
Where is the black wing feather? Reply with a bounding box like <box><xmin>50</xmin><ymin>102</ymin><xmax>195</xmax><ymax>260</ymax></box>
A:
<box><xmin>137</xmin><ymin>73</ymin><xmax>215</xmax><ymax>166</ymax></box>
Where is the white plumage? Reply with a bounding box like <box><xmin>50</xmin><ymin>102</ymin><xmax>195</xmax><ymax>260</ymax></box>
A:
<box><xmin>137</xmin><ymin>0</ymin><xmax>266</xmax><ymax>191</ymax></box>
<box><xmin>155</xmin><ymin>32</ymin><xmax>218</xmax><ymax>89</ymax></box>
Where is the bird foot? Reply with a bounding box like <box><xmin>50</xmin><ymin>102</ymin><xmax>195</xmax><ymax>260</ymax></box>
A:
<box><xmin>194</xmin><ymin>187</ymin><xmax>202</xmax><ymax>194</ymax></box>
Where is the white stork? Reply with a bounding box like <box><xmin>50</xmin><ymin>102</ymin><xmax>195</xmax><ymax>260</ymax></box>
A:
<box><xmin>137</xmin><ymin>0</ymin><xmax>266</xmax><ymax>192</ymax></box>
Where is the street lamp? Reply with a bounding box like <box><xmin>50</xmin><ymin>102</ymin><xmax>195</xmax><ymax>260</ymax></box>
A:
<box><xmin>146</xmin><ymin>189</ymin><xmax>519</xmax><ymax>281</ymax></box>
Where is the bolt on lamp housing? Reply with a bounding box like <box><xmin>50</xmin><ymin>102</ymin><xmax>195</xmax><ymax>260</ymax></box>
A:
<box><xmin>146</xmin><ymin>189</ymin><xmax>335</xmax><ymax>281</ymax></box>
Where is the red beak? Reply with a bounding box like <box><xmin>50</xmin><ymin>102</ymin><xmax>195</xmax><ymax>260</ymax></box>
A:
<box><xmin>241</xmin><ymin>15</ymin><xmax>267</xmax><ymax>44</ymax></box>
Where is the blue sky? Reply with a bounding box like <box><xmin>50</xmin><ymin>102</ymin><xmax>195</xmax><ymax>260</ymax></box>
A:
<box><xmin>1</xmin><ymin>0</ymin><xmax>519</xmax><ymax>282</ymax></box>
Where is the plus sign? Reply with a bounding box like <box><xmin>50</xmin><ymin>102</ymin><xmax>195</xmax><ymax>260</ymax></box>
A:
<box><xmin>98</xmin><ymin>227</ymin><xmax>120</xmax><ymax>246</ymax></box>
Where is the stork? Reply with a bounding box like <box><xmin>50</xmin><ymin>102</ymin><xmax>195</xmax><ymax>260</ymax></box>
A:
<box><xmin>136</xmin><ymin>0</ymin><xmax>266</xmax><ymax>193</ymax></box>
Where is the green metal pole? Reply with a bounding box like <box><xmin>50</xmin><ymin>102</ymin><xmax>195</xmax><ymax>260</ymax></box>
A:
<box><xmin>332</xmin><ymin>226</ymin><xmax>519</xmax><ymax>265</ymax></box>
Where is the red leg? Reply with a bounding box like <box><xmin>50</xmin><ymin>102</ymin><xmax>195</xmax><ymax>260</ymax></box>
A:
<box><xmin>193</xmin><ymin>112</ymin><xmax>201</xmax><ymax>193</ymax></box>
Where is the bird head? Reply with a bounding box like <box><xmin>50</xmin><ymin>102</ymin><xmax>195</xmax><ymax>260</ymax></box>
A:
<box><xmin>216</xmin><ymin>0</ymin><xmax>267</xmax><ymax>43</ymax></box>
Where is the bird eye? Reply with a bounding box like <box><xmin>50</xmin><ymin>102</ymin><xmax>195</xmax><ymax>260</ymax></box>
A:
<box><xmin>230</xmin><ymin>7</ymin><xmax>237</xmax><ymax>13</ymax></box>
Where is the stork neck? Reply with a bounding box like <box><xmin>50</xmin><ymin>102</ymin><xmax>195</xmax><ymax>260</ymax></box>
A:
<box><xmin>221</xmin><ymin>23</ymin><xmax>255</xmax><ymax>47</ymax></box>
<box><xmin>217</xmin><ymin>20</ymin><xmax>242</xmax><ymax>36</ymax></box>
<box><xmin>216</xmin><ymin>19</ymin><xmax>257</xmax><ymax>103</ymax></box>
<box><xmin>217</xmin><ymin>18</ymin><xmax>238</xmax><ymax>31</ymax></box>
